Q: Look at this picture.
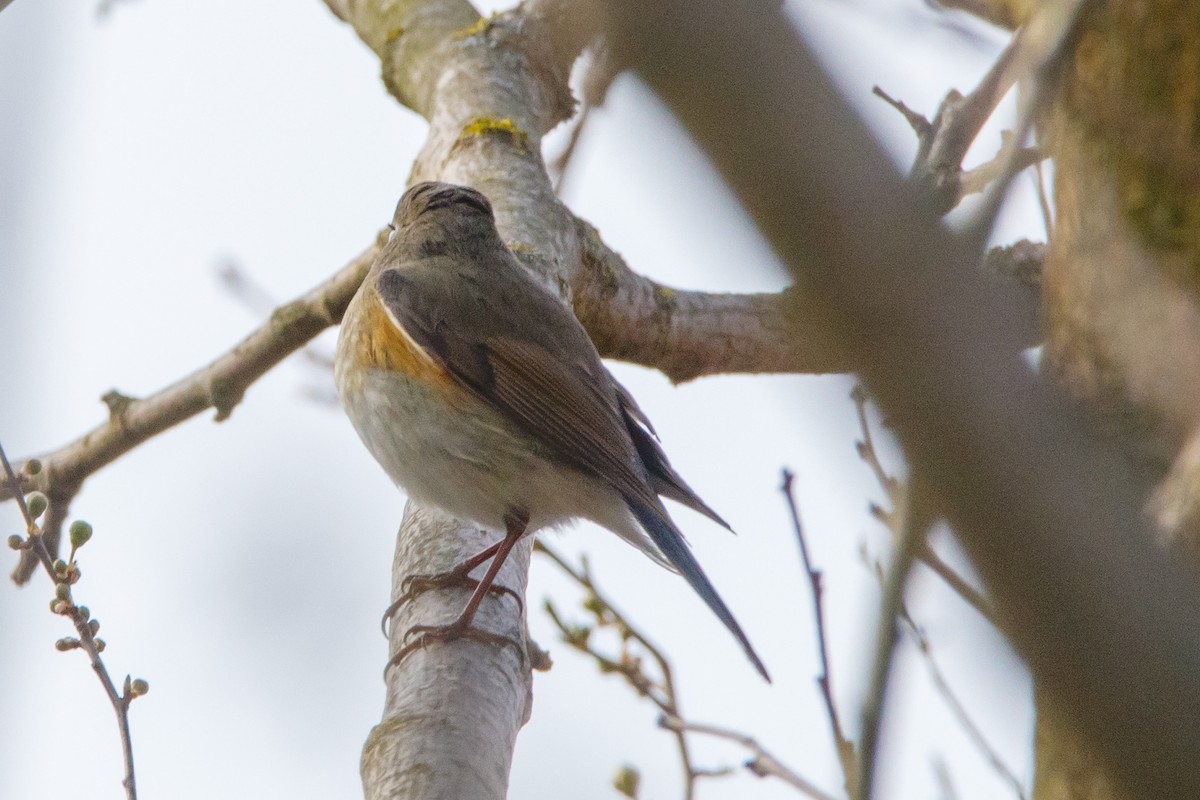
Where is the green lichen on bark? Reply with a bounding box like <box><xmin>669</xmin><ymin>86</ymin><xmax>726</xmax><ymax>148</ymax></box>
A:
<box><xmin>1061</xmin><ymin>0</ymin><xmax>1200</xmax><ymax>286</ymax></box>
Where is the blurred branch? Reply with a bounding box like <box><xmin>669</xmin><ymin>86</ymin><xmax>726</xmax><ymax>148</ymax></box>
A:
<box><xmin>931</xmin><ymin>0</ymin><xmax>1019</xmax><ymax>30</ymax></box>
<box><xmin>603</xmin><ymin>1</ymin><xmax>1200</xmax><ymax>798</ymax></box>
<box><xmin>898</xmin><ymin>607</ymin><xmax>1029</xmax><ymax>800</ymax></box>
<box><xmin>217</xmin><ymin>260</ymin><xmax>337</xmax><ymax>371</ymax></box>
<box><xmin>857</xmin><ymin>473</ymin><xmax>935</xmax><ymax>800</ymax></box>
<box><xmin>780</xmin><ymin>469</ymin><xmax>858</xmax><ymax>797</ymax></box>
<box><xmin>550</xmin><ymin>44</ymin><xmax>618</xmax><ymax>194</ymax></box>
<box><xmin>2</xmin><ymin>239</ymin><xmax>380</xmax><ymax>584</ymax></box>
<box><xmin>1</xmin><ymin>442</ymin><xmax>146</xmax><ymax>800</ymax></box>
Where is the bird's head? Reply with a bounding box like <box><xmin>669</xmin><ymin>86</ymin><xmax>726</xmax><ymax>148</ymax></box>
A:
<box><xmin>392</xmin><ymin>182</ymin><xmax>496</xmax><ymax>237</ymax></box>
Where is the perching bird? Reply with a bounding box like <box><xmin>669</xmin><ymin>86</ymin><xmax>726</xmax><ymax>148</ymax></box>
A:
<box><xmin>335</xmin><ymin>181</ymin><xmax>768</xmax><ymax>680</ymax></box>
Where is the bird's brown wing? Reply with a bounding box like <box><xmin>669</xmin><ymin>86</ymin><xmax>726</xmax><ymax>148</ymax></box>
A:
<box><xmin>375</xmin><ymin>268</ymin><xmax>660</xmax><ymax>510</ymax></box>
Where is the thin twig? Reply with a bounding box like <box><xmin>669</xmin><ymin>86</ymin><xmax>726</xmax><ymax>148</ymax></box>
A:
<box><xmin>963</xmin><ymin>0</ymin><xmax>1100</xmax><ymax>245</ymax></box>
<box><xmin>659</xmin><ymin>714</ymin><xmax>839</xmax><ymax>800</ymax></box>
<box><xmin>535</xmin><ymin>541</ymin><xmax>697</xmax><ymax>800</ymax></box>
<box><xmin>1</xmin><ymin>440</ymin><xmax>142</xmax><ymax>800</ymax></box>
<box><xmin>900</xmin><ymin>607</ymin><xmax>1030</xmax><ymax>800</ymax></box>
<box><xmin>858</xmin><ymin>470</ymin><xmax>935</xmax><ymax>800</ymax></box>
<box><xmin>780</xmin><ymin>469</ymin><xmax>857</xmax><ymax>796</ymax></box>
<box><xmin>874</xmin><ymin>28</ymin><xmax>1026</xmax><ymax>214</ymax></box>
<box><xmin>852</xmin><ymin>386</ymin><xmax>995</xmax><ymax>624</ymax></box>
<box><xmin>960</xmin><ymin>139</ymin><xmax>1043</xmax><ymax>196</ymax></box>
<box><xmin>1033</xmin><ymin>158</ymin><xmax>1053</xmax><ymax>237</ymax></box>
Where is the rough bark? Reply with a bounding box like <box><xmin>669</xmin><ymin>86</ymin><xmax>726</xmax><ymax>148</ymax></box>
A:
<box><xmin>1036</xmin><ymin>1</ymin><xmax>1200</xmax><ymax>797</ymax></box>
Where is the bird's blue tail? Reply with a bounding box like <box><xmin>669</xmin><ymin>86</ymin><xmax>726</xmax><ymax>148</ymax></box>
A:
<box><xmin>626</xmin><ymin>496</ymin><xmax>770</xmax><ymax>682</ymax></box>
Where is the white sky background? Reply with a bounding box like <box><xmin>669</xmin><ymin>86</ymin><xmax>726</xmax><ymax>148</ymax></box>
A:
<box><xmin>0</xmin><ymin>1</ymin><xmax>1041</xmax><ymax>799</ymax></box>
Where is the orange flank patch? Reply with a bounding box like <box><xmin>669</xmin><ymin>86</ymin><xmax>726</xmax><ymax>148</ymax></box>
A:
<box><xmin>349</xmin><ymin>290</ymin><xmax>455</xmax><ymax>390</ymax></box>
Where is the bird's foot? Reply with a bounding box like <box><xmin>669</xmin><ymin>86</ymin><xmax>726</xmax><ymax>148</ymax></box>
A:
<box><xmin>381</xmin><ymin>565</ymin><xmax>523</xmax><ymax>637</ymax></box>
<box><xmin>384</xmin><ymin>617</ymin><xmax>522</xmax><ymax>675</ymax></box>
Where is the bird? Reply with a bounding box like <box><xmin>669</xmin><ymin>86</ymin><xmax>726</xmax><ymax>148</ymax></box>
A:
<box><xmin>334</xmin><ymin>181</ymin><xmax>768</xmax><ymax>680</ymax></box>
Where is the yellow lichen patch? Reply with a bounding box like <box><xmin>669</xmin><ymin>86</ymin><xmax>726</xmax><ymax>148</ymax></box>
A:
<box><xmin>454</xmin><ymin>15</ymin><xmax>495</xmax><ymax>41</ymax></box>
<box><xmin>653</xmin><ymin>284</ymin><xmax>677</xmax><ymax>309</ymax></box>
<box><xmin>459</xmin><ymin>117</ymin><xmax>530</xmax><ymax>156</ymax></box>
<box><xmin>385</xmin><ymin>27</ymin><xmax>405</xmax><ymax>45</ymax></box>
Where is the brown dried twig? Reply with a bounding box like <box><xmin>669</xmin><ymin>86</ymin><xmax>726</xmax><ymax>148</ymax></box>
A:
<box><xmin>536</xmin><ymin>541</ymin><xmax>829</xmax><ymax>799</ymax></box>
<box><xmin>1</xmin><ymin>440</ymin><xmax>147</xmax><ymax>800</ymax></box>
<box><xmin>780</xmin><ymin>469</ymin><xmax>858</xmax><ymax>796</ymax></box>
<box><xmin>857</xmin><ymin>468</ymin><xmax>935</xmax><ymax>800</ymax></box>
<box><xmin>873</xmin><ymin>26</ymin><xmax>1029</xmax><ymax>214</ymax></box>
<box><xmin>536</xmin><ymin>541</ymin><xmax>700</xmax><ymax>799</ymax></box>
<box><xmin>658</xmin><ymin>714</ymin><xmax>839</xmax><ymax>800</ymax></box>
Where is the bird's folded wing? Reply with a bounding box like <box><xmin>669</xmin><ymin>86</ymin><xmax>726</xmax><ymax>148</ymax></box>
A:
<box><xmin>376</xmin><ymin>269</ymin><xmax>660</xmax><ymax>510</ymax></box>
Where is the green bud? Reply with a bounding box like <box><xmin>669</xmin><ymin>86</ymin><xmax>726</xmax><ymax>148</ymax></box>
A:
<box><xmin>95</xmin><ymin>638</ymin><xmax>106</xmax><ymax>652</ymax></box>
<box><xmin>7</xmin><ymin>534</ymin><xmax>23</xmax><ymax>550</ymax></box>
<box><xmin>50</xmin><ymin>599</ymin><xmax>67</xmax><ymax>614</ymax></box>
<box><xmin>24</xmin><ymin>458</ymin><xmax>42</xmax><ymax>476</ymax></box>
<box><xmin>54</xmin><ymin>583</ymin><xmax>70</xmax><ymax>601</ymax></box>
<box><xmin>613</xmin><ymin>765</ymin><xmax>641</xmax><ymax>798</ymax></box>
<box><xmin>69</xmin><ymin>520</ymin><xmax>93</xmax><ymax>549</ymax></box>
<box><xmin>88</xmin><ymin>619</ymin><xmax>100</xmax><ymax>636</ymax></box>
<box><xmin>55</xmin><ymin>637</ymin><xmax>80</xmax><ymax>652</ymax></box>
<box><xmin>76</xmin><ymin>605</ymin><xmax>90</xmax><ymax>621</ymax></box>
<box><xmin>582</xmin><ymin>595</ymin><xmax>605</xmax><ymax>615</ymax></box>
<box><xmin>26</xmin><ymin>492</ymin><xmax>48</xmax><ymax>520</ymax></box>
<box><xmin>130</xmin><ymin>679</ymin><xmax>149</xmax><ymax>697</ymax></box>
<box><xmin>53</xmin><ymin>559</ymin><xmax>67</xmax><ymax>575</ymax></box>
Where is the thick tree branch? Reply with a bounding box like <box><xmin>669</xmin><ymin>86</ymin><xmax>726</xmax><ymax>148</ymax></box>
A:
<box><xmin>602</xmin><ymin>2</ymin><xmax>1200</xmax><ymax>800</ymax></box>
<box><xmin>572</xmin><ymin>217</ymin><xmax>848</xmax><ymax>379</ymax></box>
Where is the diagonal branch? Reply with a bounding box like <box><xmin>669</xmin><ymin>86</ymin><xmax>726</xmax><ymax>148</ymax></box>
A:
<box><xmin>3</xmin><ymin>238</ymin><xmax>380</xmax><ymax>580</ymax></box>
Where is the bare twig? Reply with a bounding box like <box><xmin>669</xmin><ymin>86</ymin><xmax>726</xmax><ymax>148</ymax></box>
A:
<box><xmin>899</xmin><ymin>608</ymin><xmax>1030</xmax><ymax>800</ymax></box>
<box><xmin>874</xmin><ymin>27</ymin><xmax>1026</xmax><ymax>214</ymax></box>
<box><xmin>780</xmin><ymin>469</ymin><xmax>857</xmax><ymax>795</ymax></box>
<box><xmin>538</xmin><ymin>540</ymin><xmax>835</xmax><ymax>799</ymax></box>
<box><xmin>551</xmin><ymin>44</ymin><xmax>617</xmax><ymax>194</ymax></box>
<box><xmin>851</xmin><ymin>387</ymin><xmax>995</xmax><ymax>624</ymax></box>
<box><xmin>960</xmin><ymin>137</ymin><xmax>1043</xmax><ymax>197</ymax></box>
<box><xmin>858</xmin><ymin>471</ymin><xmax>936</xmax><ymax>800</ymax></box>
<box><xmin>659</xmin><ymin>714</ymin><xmax>839</xmax><ymax>800</ymax></box>
<box><xmin>1</xmin><ymin>441</ymin><xmax>144</xmax><ymax>800</ymax></box>
<box><xmin>536</xmin><ymin>541</ymin><xmax>697</xmax><ymax>799</ymax></box>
